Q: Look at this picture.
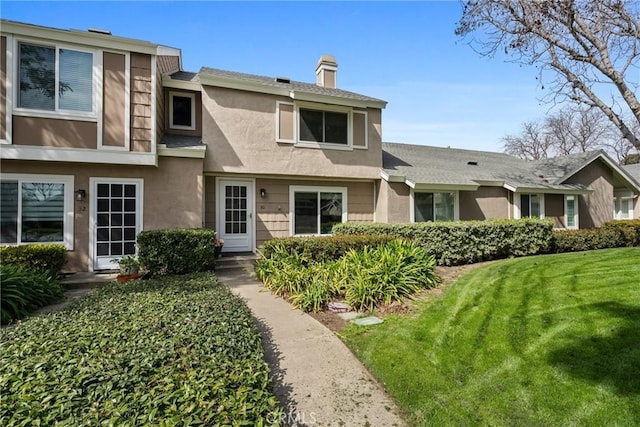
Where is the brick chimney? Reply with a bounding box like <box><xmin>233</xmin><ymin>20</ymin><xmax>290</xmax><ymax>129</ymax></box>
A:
<box><xmin>315</xmin><ymin>55</ymin><xmax>337</xmax><ymax>89</ymax></box>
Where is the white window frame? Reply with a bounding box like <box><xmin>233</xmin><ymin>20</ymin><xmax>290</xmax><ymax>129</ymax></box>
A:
<box><xmin>289</xmin><ymin>185</ymin><xmax>348</xmax><ymax>236</ymax></box>
<box><xmin>410</xmin><ymin>189</ymin><xmax>459</xmax><ymax>222</ymax></box>
<box><xmin>514</xmin><ymin>193</ymin><xmax>545</xmax><ymax>219</ymax></box>
<box><xmin>295</xmin><ymin>101</ymin><xmax>353</xmax><ymax>151</ymax></box>
<box><xmin>564</xmin><ymin>195</ymin><xmax>579</xmax><ymax>229</ymax></box>
<box><xmin>275</xmin><ymin>100</ymin><xmax>296</xmax><ymax>144</ymax></box>
<box><xmin>13</xmin><ymin>38</ymin><xmax>100</xmax><ymax>121</ymax></box>
<box><xmin>614</xmin><ymin>191</ymin><xmax>634</xmax><ymax>220</ymax></box>
<box><xmin>0</xmin><ymin>173</ymin><xmax>74</xmax><ymax>249</ymax></box>
<box><xmin>168</xmin><ymin>91</ymin><xmax>196</xmax><ymax>131</ymax></box>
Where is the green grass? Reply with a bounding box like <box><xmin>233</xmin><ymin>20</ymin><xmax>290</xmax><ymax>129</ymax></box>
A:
<box><xmin>343</xmin><ymin>248</ymin><xmax>640</xmax><ymax>426</ymax></box>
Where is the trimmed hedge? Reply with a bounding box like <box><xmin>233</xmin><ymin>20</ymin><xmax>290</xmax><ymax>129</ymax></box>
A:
<box><xmin>137</xmin><ymin>228</ymin><xmax>216</xmax><ymax>275</ymax></box>
<box><xmin>0</xmin><ymin>273</ymin><xmax>282</xmax><ymax>425</ymax></box>
<box><xmin>259</xmin><ymin>234</ymin><xmax>396</xmax><ymax>263</ymax></box>
<box><xmin>0</xmin><ymin>244</ymin><xmax>67</xmax><ymax>275</ymax></box>
<box><xmin>602</xmin><ymin>219</ymin><xmax>640</xmax><ymax>246</ymax></box>
<box><xmin>1</xmin><ymin>264</ymin><xmax>64</xmax><ymax>325</ymax></box>
<box><xmin>552</xmin><ymin>226</ymin><xmax>639</xmax><ymax>253</ymax></box>
<box><xmin>333</xmin><ymin>219</ymin><xmax>554</xmax><ymax>266</ymax></box>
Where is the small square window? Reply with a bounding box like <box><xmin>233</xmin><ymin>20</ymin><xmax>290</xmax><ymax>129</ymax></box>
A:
<box><xmin>169</xmin><ymin>91</ymin><xmax>196</xmax><ymax>130</ymax></box>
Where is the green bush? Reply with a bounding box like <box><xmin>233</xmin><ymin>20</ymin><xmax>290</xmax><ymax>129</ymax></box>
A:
<box><xmin>137</xmin><ymin>228</ymin><xmax>216</xmax><ymax>275</ymax></box>
<box><xmin>602</xmin><ymin>219</ymin><xmax>640</xmax><ymax>246</ymax></box>
<box><xmin>259</xmin><ymin>234</ymin><xmax>396</xmax><ymax>263</ymax></box>
<box><xmin>333</xmin><ymin>218</ymin><xmax>554</xmax><ymax>266</ymax></box>
<box><xmin>552</xmin><ymin>227</ymin><xmax>638</xmax><ymax>253</ymax></box>
<box><xmin>0</xmin><ymin>273</ymin><xmax>282</xmax><ymax>425</ymax></box>
<box><xmin>0</xmin><ymin>244</ymin><xmax>67</xmax><ymax>275</ymax></box>
<box><xmin>1</xmin><ymin>264</ymin><xmax>64</xmax><ymax>325</ymax></box>
<box><xmin>257</xmin><ymin>239</ymin><xmax>438</xmax><ymax>312</ymax></box>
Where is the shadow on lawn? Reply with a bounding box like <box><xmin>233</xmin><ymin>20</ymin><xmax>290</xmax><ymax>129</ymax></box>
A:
<box><xmin>548</xmin><ymin>301</ymin><xmax>640</xmax><ymax>395</ymax></box>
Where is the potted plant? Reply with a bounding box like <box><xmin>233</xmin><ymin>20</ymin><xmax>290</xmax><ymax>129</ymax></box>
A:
<box><xmin>112</xmin><ymin>255</ymin><xmax>143</xmax><ymax>283</ymax></box>
<box><xmin>214</xmin><ymin>238</ymin><xmax>225</xmax><ymax>259</ymax></box>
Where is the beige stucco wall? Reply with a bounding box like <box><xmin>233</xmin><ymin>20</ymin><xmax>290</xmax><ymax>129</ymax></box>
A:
<box><xmin>459</xmin><ymin>187</ymin><xmax>510</xmax><ymax>220</ymax></box>
<box><xmin>201</xmin><ymin>86</ymin><xmax>382</xmax><ymax>179</ymax></box>
<box><xmin>103</xmin><ymin>52</ymin><xmax>126</xmax><ymax>148</ymax></box>
<box><xmin>13</xmin><ymin>116</ymin><xmax>97</xmax><ymax>148</ymax></box>
<box><xmin>204</xmin><ymin>175</ymin><xmax>375</xmax><ymax>247</ymax></box>
<box><xmin>376</xmin><ymin>180</ymin><xmax>410</xmax><ymax>223</ymax></box>
<box><xmin>1</xmin><ymin>157</ymin><xmax>203</xmax><ymax>271</ymax></box>
<box><xmin>545</xmin><ymin>194</ymin><xmax>565</xmax><ymax>228</ymax></box>
<box><xmin>566</xmin><ymin>159</ymin><xmax>614</xmax><ymax>228</ymax></box>
<box><xmin>1</xmin><ymin>35</ymin><xmax>6</xmax><ymax>140</ymax></box>
<box><xmin>130</xmin><ymin>53</ymin><xmax>152</xmax><ymax>153</ymax></box>
<box><xmin>164</xmin><ymin>89</ymin><xmax>202</xmax><ymax>137</ymax></box>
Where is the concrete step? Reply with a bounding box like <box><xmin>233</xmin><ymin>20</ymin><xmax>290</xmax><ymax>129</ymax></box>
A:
<box><xmin>61</xmin><ymin>272</ymin><xmax>119</xmax><ymax>289</ymax></box>
<box><xmin>215</xmin><ymin>253</ymin><xmax>260</xmax><ymax>272</ymax></box>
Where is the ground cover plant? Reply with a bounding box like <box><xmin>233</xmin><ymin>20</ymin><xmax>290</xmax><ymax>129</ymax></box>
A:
<box><xmin>343</xmin><ymin>248</ymin><xmax>640</xmax><ymax>426</ymax></box>
<box><xmin>0</xmin><ymin>273</ymin><xmax>282</xmax><ymax>425</ymax></box>
<box><xmin>256</xmin><ymin>239</ymin><xmax>438</xmax><ymax>312</ymax></box>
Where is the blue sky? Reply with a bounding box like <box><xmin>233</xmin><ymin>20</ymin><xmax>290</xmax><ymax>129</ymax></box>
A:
<box><xmin>2</xmin><ymin>1</ymin><xmax>555</xmax><ymax>152</ymax></box>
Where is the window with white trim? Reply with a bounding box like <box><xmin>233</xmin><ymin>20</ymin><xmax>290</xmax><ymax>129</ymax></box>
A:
<box><xmin>614</xmin><ymin>192</ymin><xmax>634</xmax><ymax>220</ymax></box>
<box><xmin>0</xmin><ymin>175</ymin><xmax>74</xmax><ymax>248</ymax></box>
<box><xmin>520</xmin><ymin>194</ymin><xmax>542</xmax><ymax>218</ymax></box>
<box><xmin>169</xmin><ymin>91</ymin><xmax>196</xmax><ymax>130</ymax></box>
<box><xmin>17</xmin><ymin>42</ymin><xmax>95</xmax><ymax>116</ymax></box>
<box><xmin>565</xmin><ymin>195</ymin><xmax>579</xmax><ymax>229</ymax></box>
<box><xmin>290</xmin><ymin>186</ymin><xmax>347</xmax><ymax>235</ymax></box>
<box><xmin>299</xmin><ymin>108</ymin><xmax>348</xmax><ymax>145</ymax></box>
<box><xmin>414</xmin><ymin>192</ymin><xmax>456</xmax><ymax>222</ymax></box>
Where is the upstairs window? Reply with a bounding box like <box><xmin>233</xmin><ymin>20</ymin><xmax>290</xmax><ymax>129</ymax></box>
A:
<box><xmin>169</xmin><ymin>91</ymin><xmax>196</xmax><ymax>130</ymax></box>
<box><xmin>299</xmin><ymin>108</ymin><xmax>348</xmax><ymax>145</ymax></box>
<box><xmin>18</xmin><ymin>42</ymin><xmax>94</xmax><ymax>115</ymax></box>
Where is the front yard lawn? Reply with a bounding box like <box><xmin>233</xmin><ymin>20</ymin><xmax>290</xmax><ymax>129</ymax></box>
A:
<box><xmin>1</xmin><ymin>273</ymin><xmax>282</xmax><ymax>425</ymax></box>
<box><xmin>343</xmin><ymin>248</ymin><xmax>640</xmax><ymax>426</ymax></box>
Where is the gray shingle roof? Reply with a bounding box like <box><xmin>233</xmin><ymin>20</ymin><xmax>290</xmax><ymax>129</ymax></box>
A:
<box><xmin>199</xmin><ymin>67</ymin><xmax>386</xmax><ymax>104</ymax></box>
<box><xmin>382</xmin><ymin>143</ymin><xmax>595</xmax><ymax>191</ymax></box>
<box><xmin>623</xmin><ymin>163</ymin><xmax>640</xmax><ymax>181</ymax></box>
<box><xmin>169</xmin><ymin>71</ymin><xmax>199</xmax><ymax>82</ymax></box>
<box><xmin>160</xmin><ymin>134</ymin><xmax>202</xmax><ymax>148</ymax></box>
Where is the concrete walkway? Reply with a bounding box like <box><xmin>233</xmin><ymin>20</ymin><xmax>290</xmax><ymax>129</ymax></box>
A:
<box><xmin>216</xmin><ymin>268</ymin><xmax>406</xmax><ymax>427</ymax></box>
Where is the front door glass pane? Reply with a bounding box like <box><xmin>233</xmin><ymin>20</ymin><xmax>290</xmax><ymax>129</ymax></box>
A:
<box><xmin>224</xmin><ymin>185</ymin><xmax>248</xmax><ymax>234</ymax></box>
<box><xmin>96</xmin><ymin>183</ymin><xmax>137</xmax><ymax>257</ymax></box>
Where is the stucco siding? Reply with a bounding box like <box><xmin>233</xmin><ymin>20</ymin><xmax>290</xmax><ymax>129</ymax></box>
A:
<box><xmin>130</xmin><ymin>53</ymin><xmax>152</xmax><ymax>153</ymax></box>
<box><xmin>1</xmin><ymin>157</ymin><xmax>203</xmax><ymax>271</ymax></box>
<box><xmin>102</xmin><ymin>52</ymin><xmax>127</xmax><ymax>148</ymax></box>
<box><xmin>376</xmin><ymin>180</ymin><xmax>410</xmax><ymax>223</ymax></box>
<box><xmin>201</xmin><ymin>86</ymin><xmax>382</xmax><ymax>179</ymax></box>
<box><xmin>459</xmin><ymin>187</ymin><xmax>510</xmax><ymax>220</ymax></box>
<box><xmin>566</xmin><ymin>159</ymin><xmax>614</xmax><ymax>228</ymax></box>
<box><xmin>545</xmin><ymin>194</ymin><xmax>565</xmax><ymax>228</ymax></box>
<box><xmin>13</xmin><ymin>116</ymin><xmax>97</xmax><ymax>148</ymax></box>
<box><xmin>1</xmin><ymin>35</ymin><xmax>6</xmax><ymax>141</ymax></box>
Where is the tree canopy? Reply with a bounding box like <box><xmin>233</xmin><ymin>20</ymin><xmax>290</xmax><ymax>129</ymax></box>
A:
<box><xmin>456</xmin><ymin>0</ymin><xmax>640</xmax><ymax>149</ymax></box>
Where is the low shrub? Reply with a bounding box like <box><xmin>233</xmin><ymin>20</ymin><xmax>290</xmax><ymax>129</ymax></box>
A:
<box><xmin>258</xmin><ymin>239</ymin><xmax>438</xmax><ymax>312</ymax></box>
<box><xmin>259</xmin><ymin>234</ymin><xmax>396</xmax><ymax>263</ymax></box>
<box><xmin>0</xmin><ymin>264</ymin><xmax>64</xmax><ymax>325</ymax></box>
<box><xmin>137</xmin><ymin>228</ymin><xmax>217</xmax><ymax>275</ymax></box>
<box><xmin>602</xmin><ymin>219</ymin><xmax>640</xmax><ymax>246</ymax></box>
<box><xmin>0</xmin><ymin>243</ymin><xmax>67</xmax><ymax>275</ymax></box>
<box><xmin>333</xmin><ymin>218</ymin><xmax>554</xmax><ymax>266</ymax></box>
<box><xmin>552</xmin><ymin>227</ymin><xmax>638</xmax><ymax>253</ymax></box>
<box><xmin>0</xmin><ymin>273</ymin><xmax>282</xmax><ymax>425</ymax></box>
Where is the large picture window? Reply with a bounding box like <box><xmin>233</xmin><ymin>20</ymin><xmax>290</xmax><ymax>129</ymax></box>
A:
<box><xmin>0</xmin><ymin>175</ymin><xmax>73</xmax><ymax>248</ymax></box>
<box><xmin>18</xmin><ymin>42</ymin><xmax>94</xmax><ymax>114</ymax></box>
<box><xmin>414</xmin><ymin>192</ymin><xmax>455</xmax><ymax>222</ymax></box>
<box><xmin>520</xmin><ymin>194</ymin><xmax>541</xmax><ymax>218</ymax></box>
<box><xmin>299</xmin><ymin>108</ymin><xmax>348</xmax><ymax>145</ymax></box>
<box><xmin>290</xmin><ymin>186</ymin><xmax>347</xmax><ymax>235</ymax></box>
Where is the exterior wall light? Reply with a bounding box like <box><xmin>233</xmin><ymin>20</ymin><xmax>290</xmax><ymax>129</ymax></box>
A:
<box><xmin>75</xmin><ymin>189</ymin><xmax>86</xmax><ymax>201</ymax></box>
<box><xmin>260</xmin><ymin>188</ymin><xmax>267</xmax><ymax>198</ymax></box>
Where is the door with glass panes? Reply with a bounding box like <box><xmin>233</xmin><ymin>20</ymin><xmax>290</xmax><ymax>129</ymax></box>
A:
<box><xmin>217</xmin><ymin>180</ymin><xmax>253</xmax><ymax>253</ymax></box>
<box><xmin>92</xmin><ymin>179</ymin><xmax>142</xmax><ymax>270</ymax></box>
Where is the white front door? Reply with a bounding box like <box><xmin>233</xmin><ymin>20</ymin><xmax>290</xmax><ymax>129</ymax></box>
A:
<box><xmin>217</xmin><ymin>179</ymin><xmax>254</xmax><ymax>253</ymax></box>
<box><xmin>91</xmin><ymin>179</ymin><xmax>143</xmax><ymax>270</ymax></box>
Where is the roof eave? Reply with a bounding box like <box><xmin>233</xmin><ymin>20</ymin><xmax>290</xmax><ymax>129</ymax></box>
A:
<box><xmin>511</xmin><ymin>186</ymin><xmax>592</xmax><ymax>195</ymax></box>
<box><xmin>162</xmin><ymin>75</ymin><xmax>201</xmax><ymax>91</ymax></box>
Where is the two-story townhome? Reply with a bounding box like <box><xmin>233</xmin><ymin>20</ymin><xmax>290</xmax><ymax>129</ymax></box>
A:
<box><xmin>2</xmin><ymin>20</ymin><xmax>639</xmax><ymax>272</ymax></box>
<box><xmin>1</xmin><ymin>20</ymin><xmax>206</xmax><ymax>271</ymax></box>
